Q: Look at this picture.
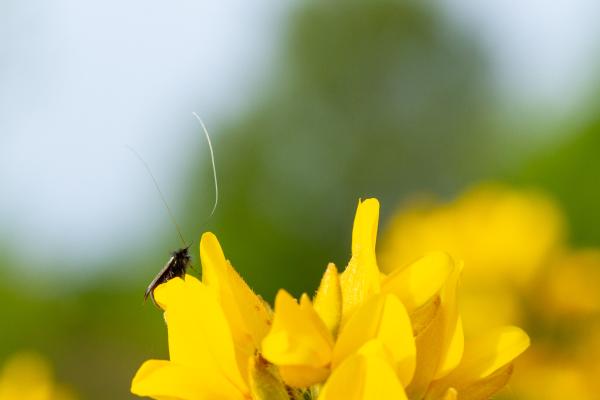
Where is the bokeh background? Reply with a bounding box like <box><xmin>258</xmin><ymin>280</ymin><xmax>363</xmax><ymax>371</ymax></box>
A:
<box><xmin>1</xmin><ymin>1</ymin><xmax>600</xmax><ymax>399</ymax></box>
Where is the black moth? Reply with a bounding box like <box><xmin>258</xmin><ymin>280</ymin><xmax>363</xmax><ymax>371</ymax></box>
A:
<box><xmin>144</xmin><ymin>246</ymin><xmax>191</xmax><ymax>306</ymax></box>
<box><xmin>136</xmin><ymin>113</ymin><xmax>217</xmax><ymax>308</ymax></box>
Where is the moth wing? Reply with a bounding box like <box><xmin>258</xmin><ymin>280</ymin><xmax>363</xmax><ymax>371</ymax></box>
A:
<box><xmin>144</xmin><ymin>255</ymin><xmax>175</xmax><ymax>301</ymax></box>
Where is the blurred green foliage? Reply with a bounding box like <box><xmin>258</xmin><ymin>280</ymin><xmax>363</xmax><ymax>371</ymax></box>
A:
<box><xmin>183</xmin><ymin>0</ymin><xmax>497</xmax><ymax>301</ymax></box>
<box><xmin>0</xmin><ymin>277</ymin><xmax>167</xmax><ymax>399</ymax></box>
<box><xmin>515</xmin><ymin>115</ymin><xmax>600</xmax><ymax>246</ymax></box>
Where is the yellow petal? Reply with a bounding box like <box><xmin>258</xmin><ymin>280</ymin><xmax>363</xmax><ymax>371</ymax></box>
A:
<box><xmin>313</xmin><ymin>263</ymin><xmax>342</xmax><ymax>338</ymax></box>
<box><xmin>262</xmin><ymin>290</ymin><xmax>333</xmax><ymax>372</ymax></box>
<box><xmin>449</xmin><ymin>326</ymin><xmax>529</xmax><ymax>383</ymax></box>
<box><xmin>248</xmin><ymin>355</ymin><xmax>290</xmax><ymax>400</ymax></box>
<box><xmin>434</xmin><ymin>263</ymin><xmax>464</xmax><ymax>380</ymax></box>
<box><xmin>437</xmin><ymin>315</ymin><xmax>463</xmax><ymax>379</ymax></box>
<box><xmin>426</xmin><ymin>365</ymin><xmax>514</xmax><ymax>400</ymax></box>
<box><xmin>406</xmin><ymin>319</ymin><xmax>442</xmax><ymax>399</ymax></box>
<box><xmin>382</xmin><ymin>252</ymin><xmax>454</xmax><ymax>312</ymax></box>
<box><xmin>454</xmin><ymin>364</ymin><xmax>513</xmax><ymax>400</ymax></box>
<box><xmin>406</xmin><ymin>264</ymin><xmax>463</xmax><ymax>398</ymax></box>
<box><xmin>356</xmin><ymin>339</ymin><xmax>393</xmax><ymax>360</ymax></box>
<box><xmin>278</xmin><ymin>365</ymin><xmax>330</xmax><ymax>389</ymax></box>
<box><xmin>152</xmin><ymin>275</ymin><xmax>248</xmax><ymax>395</ymax></box>
<box><xmin>441</xmin><ymin>388</ymin><xmax>458</xmax><ymax>400</ymax></box>
<box><xmin>409</xmin><ymin>296</ymin><xmax>441</xmax><ymax>337</ymax></box>
<box><xmin>131</xmin><ymin>359</ymin><xmax>245</xmax><ymax>400</ymax></box>
<box><xmin>333</xmin><ymin>294</ymin><xmax>416</xmax><ymax>385</ymax></box>
<box><xmin>319</xmin><ymin>347</ymin><xmax>408</xmax><ymax>400</ymax></box>
<box><xmin>340</xmin><ymin>199</ymin><xmax>382</xmax><ymax>322</ymax></box>
<box><xmin>200</xmin><ymin>232</ymin><xmax>271</xmax><ymax>351</ymax></box>
<box><xmin>425</xmin><ymin>326</ymin><xmax>528</xmax><ymax>399</ymax></box>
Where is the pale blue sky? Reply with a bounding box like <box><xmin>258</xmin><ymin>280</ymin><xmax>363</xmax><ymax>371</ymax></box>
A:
<box><xmin>0</xmin><ymin>1</ymin><xmax>289</xmax><ymax>272</ymax></box>
<box><xmin>1</xmin><ymin>1</ymin><xmax>599</xmax><ymax>277</ymax></box>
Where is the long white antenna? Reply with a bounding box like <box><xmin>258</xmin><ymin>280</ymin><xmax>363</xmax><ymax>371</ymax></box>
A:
<box><xmin>126</xmin><ymin>145</ymin><xmax>187</xmax><ymax>247</ymax></box>
<box><xmin>192</xmin><ymin>112</ymin><xmax>219</xmax><ymax>218</ymax></box>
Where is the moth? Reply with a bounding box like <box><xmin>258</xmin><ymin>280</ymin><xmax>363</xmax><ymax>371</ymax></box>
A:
<box><xmin>128</xmin><ymin>144</ymin><xmax>192</xmax><ymax>307</ymax></box>
<box><xmin>132</xmin><ymin>113</ymin><xmax>218</xmax><ymax>308</ymax></box>
<box><xmin>144</xmin><ymin>246</ymin><xmax>191</xmax><ymax>306</ymax></box>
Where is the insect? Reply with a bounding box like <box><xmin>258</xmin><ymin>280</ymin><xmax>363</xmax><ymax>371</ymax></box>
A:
<box><xmin>143</xmin><ymin>246</ymin><xmax>191</xmax><ymax>305</ymax></box>
<box><xmin>131</xmin><ymin>113</ymin><xmax>218</xmax><ymax>306</ymax></box>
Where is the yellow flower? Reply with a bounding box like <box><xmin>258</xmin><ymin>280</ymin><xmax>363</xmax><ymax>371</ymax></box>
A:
<box><xmin>509</xmin><ymin>350</ymin><xmax>595</xmax><ymax>400</ymax></box>
<box><xmin>262</xmin><ymin>199</ymin><xmax>529</xmax><ymax>400</ymax></box>
<box><xmin>538</xmin><ymin>249</ymin><xmax>600</xmax><ymax>317</ymax></box>
<box><xmin>0</xmin><ymin>352</ymin><xmax>76</xmax><ymax>400</ymax></box>
<box><xmin>132</xmin><ymin>198</ymin><xmax>529</xmax><ymax>399</ymax></box>
<box><xmin>380</xmin><ymin>184</ymin><xmax>564</xmax><ymax>287</ymax></box>
<box><xmin>379</xmin><ymin>184</ymin><xmax>600</xmax><ymax>400</ymax></box>
<box><xmin>380</xmin><ymin>184</ymin><xmax>565</xmax><ymax>333</ymax></box>
<box><xmin>131</xmin><ymin>232</ymin><xmax>278</xmax><ymax>400</ymax></box>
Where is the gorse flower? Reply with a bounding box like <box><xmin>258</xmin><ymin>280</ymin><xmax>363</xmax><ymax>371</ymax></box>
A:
<box><xmin>379</xmin><ymin>184</ymin><xmax>600</xmax><ymax>399</ymax></box>
<box><xmin>131</xmin><ymin>198</ymin><xmax>529</xmax><ymax>400</ymax></box>
<box><xmin>132</xmin><ymin>233</ymin><xmax>273</xmax><ymax>399</ymax></box>
<box><xmin>0</xmin><ymin>352</ymin><xmax>76</xmax><ymax>400</ymax></box>
<box><xmin>261</xmin><ymin>199</ymin><xmax>529</xmax><ymax>400</ymax></box>
<box><xmin>380</xmin><ymin>184</ymin><xmax>565</xmax><ymax>287</ymax></box>
<box><xmin>379</xmin><ymin>184</ymin><xmax>566</xmax><ymax>333</ymax></box>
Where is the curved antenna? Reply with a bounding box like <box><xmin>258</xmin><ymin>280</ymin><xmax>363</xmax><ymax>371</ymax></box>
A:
<box><xmin>126</xmin><ymin>145</ymin><xmax>187</xmax><ymax>247</ymax></box>
<box><xmin>192</xmin><ymin>112</ymin><xmax>219</xmax><ymax>218</ymax></box>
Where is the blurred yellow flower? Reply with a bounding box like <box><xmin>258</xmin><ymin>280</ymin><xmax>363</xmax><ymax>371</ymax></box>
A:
<box><xmin>380</xmin><ymin>184</ymin><xmax>565</xmax><ymax>332</ymax></box>
<box><xmin>0</xmin><ymin>352</ymin><xmax>76</xmax><ymax>400</ymax></box>
<box><xmin>380</xmin><ymin>184</ymin><xmax>565</xmax><ymax>286</ymax></box>
<box><xmin>537</xmin><ymin>249</ymin><xmax>600</xmax><ymax>317</ymax></box>
<box><xmin>509</xmin><ymin>348</ymin><xmax>596</xmax><ymax>400</ymax></box>
<box><xmin>380</xmin><ymin>184</ymin><xmax>600</xmax><ymax>400</ymax></box>
<box><xmin>132</xmin><ymin>198</ymin><xmax>529</xmax><ymax>399</ymax></box>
